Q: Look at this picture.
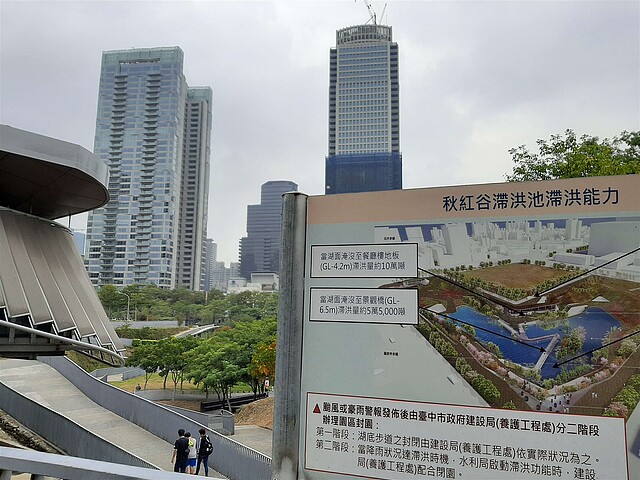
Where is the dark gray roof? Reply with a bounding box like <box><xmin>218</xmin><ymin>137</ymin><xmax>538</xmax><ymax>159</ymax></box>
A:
<box><xmin>0</xmin><ymin>124</ymin><xmax>109</xmax><ymax>219</ymax></box>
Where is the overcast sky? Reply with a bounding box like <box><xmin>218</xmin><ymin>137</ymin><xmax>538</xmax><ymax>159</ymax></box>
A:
<box><xmin>1</xmin><ymin>0</ymin><xmax>638</xmax><ymax>265</ymax></box>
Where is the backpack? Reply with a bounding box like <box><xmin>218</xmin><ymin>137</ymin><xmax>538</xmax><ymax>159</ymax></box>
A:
<box><xmin>202</xmin><ymin>436</ymin><xmax>213</xmax><ymax>456</ymax></box>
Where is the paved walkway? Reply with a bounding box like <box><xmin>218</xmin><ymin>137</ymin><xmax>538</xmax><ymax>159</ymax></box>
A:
<box><xmin>0</xmin><ymin>359</ymin><xmax>226</xmax><ymax>477</ymax></box>
<box><xmin>231</xmin><ymin>425</ymin><xmax>272</xmax><ymax>457</ymax></box>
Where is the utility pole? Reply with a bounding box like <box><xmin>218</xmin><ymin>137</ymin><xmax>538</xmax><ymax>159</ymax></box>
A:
<box><xmin>117</xmin><ymin>290</ymin><xmax>131</xmax><ymax>322</ymax></box>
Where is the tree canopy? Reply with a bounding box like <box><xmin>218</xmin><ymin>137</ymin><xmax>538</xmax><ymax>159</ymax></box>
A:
<box><xmin>506</xmin><ymin>130</ymin><xmax>640</xmax><ymax>182</ymax></box>
<box><xmin>99</xmin><ymin>284</ymin><xmax>277</xmax><ymax>325</ymax></box>
<box><xmin>125</xmin><ymin>316</ymin><xmax>277</xmax><ymax>400</ymax></box>
<box><xmin>120</xmin><ymin>290</ymin><xmax>280</xmax><ymax>400</ymax></box>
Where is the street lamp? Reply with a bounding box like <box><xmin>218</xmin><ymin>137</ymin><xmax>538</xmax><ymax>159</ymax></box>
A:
<box><xmin>117</xmin><ymin>291</ymin><xmax>131</xmax><ymax>322</ymax></box>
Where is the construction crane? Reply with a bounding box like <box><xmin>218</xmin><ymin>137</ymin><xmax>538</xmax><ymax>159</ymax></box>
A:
<box><xmin>360</xmin><ymin>0</ymin><xmax>387</xmax><ymax>25</ymax></box>
<box><xmin>363</xmin><ymin>0</ymin><xmax>377</xmax><ymax>25</ymax></box>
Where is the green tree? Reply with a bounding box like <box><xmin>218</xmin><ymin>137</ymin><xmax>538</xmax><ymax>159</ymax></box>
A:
<box><xmin>249</xmin><ymin>340</ymin><xmax>277</xmax><ymax>393</ymax></box>
<box><xmin>506</xmin><ymin>130</ymin><xmax>640</xmax><ymax>181</ymax></box>
<box><xmin>214</xmin><ymin>317</ymin><xmax>277</xmax><ymax>395</ymax></box>
<box><xmin>155</xmin><ymin>336</ymin><xmax>200</xmax><ymax>398</ymax></box>
<box><xmin>98</xmin><ymin>285</ymin><xmax>127</xmax><ymax>319</ymax></box>
<box><xmin>616</xmin><ymin>339</ymin><xmax>637</xmax><ymax>358</ymax></box>
<box><xmin>125</xmin><ymin>342</ymin><xmax>160</xmax><ymax>389</ymax></box>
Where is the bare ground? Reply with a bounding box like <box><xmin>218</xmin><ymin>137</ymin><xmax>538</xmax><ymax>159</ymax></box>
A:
<box><xmin>234</xmin><ymin>396</ymin><xmax>274</xmax><ymax>430</ymax></box>
<box><xmin>159</xmin><ymin>396</ymin><xmax>275</xmax><ymax>430</ymax></box>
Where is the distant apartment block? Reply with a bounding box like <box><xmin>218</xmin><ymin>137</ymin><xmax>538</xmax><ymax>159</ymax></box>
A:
<box><xmin>203</xmin><ymin>238</ymin><xmax>217</xmax><ymax>291</ymax></box>
<box><xmin>325</xmin><ymin>24</ymin><xmax>402</xmax><ymax>194</ymax></box>
<box><xmin>72</xmin><ymin>230</ymin><xmax>86</xmax><ymax>257</ymax></box>
<box><xmin>85</xmin><ymin>47</ymin><xmax>212</xmax><ymax>290</ymax></box>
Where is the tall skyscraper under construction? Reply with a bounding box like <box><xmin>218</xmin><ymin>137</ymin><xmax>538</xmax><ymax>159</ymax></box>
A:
<box><xmin>86</xmin><ymin>47</ymin><xmax>212</xmax><ymax>290</ymax></box>
<box><xmin>325</xmin><ymin>23</ymin><xmax>402</xmax><ymax>194</ymax></box>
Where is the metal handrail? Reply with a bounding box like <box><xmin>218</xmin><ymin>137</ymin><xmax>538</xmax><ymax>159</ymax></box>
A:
<box><xmin>0</xmin><ymin>446</ymin><xmax>224</xmax><ymax>480</ymax></box>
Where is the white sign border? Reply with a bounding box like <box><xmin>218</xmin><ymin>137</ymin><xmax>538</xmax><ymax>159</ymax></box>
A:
<box><xmin>310</xmin><ymin>242</ymin><xmax>419</xmax><ymax>278</ymax></box>
<box><xmin>303</xmin><ymin>391</ymin><xmax>629</xmax><ymax>480</ymax></box>
<box><xmin>309</xmin><ymin>287</ymin><xmax>418</xmax><ymax>325</ymax></box>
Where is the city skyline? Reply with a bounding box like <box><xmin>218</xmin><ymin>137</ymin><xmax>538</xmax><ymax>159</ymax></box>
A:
<box><xmin>2</xmin><ymin>0</ymin><xmax>638</xmax><ymax>265</ymax></box>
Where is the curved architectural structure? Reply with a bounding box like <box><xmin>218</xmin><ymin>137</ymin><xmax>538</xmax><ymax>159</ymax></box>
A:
<box><xmin>0</xmin><ymin>125</ymin><xmax>124</xmax><ymax>364</ymax></box>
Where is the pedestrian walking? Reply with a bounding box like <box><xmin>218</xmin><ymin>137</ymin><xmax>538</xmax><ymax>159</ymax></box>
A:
<box><xmin>185</xmin><ymin>431</ymin><xmax>198</xmax><ymax>474</ymax></box>
<box><xmin>196</xmin><ymin>428</ymin><xmax>214</xmax><ymax>476</ymax></box>
<box><xmin>172</xmin><ymin>429</ymin><xmax>189</xmax><ymax>473</ymax></box>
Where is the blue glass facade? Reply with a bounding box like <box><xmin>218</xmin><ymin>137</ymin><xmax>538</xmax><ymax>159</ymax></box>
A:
<box><xmin>326</xmin><ymin>24</ymin><xmax>401</xmax><ymax>194</ymax></box>
<box><xmin>325</xmin><ymin>152</ymin><xmax>402</xmax><ymax>194</ymax></box>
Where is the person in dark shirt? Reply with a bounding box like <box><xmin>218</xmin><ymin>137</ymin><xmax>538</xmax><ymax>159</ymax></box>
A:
<box><xmin>171</xmin><ymin>428</ymin><xmax>189</xmax><ymax>473</ymax></box>
<box><xmin>196</xmin><ymin>427</ymin><xmax>213</xmax><ymax>476</ymax></box>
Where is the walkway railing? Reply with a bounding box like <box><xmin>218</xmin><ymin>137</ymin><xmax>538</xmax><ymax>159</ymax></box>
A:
<box><xmin>38</xmin><ymin>356</ymin><xmax>271</xmax><ymax>480</ymax></box>
<box><xmin>0</xmin><ymin>446</ymin><xmax>223</xmax><ymax>480</ymax></box>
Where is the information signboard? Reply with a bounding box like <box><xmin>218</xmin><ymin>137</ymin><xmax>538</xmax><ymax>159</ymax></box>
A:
<box><xmin>273</xmin><ymin>175</ymin><xmax>640</xmax><ymax>480</ymax></box>
<box><xmin>310</xmin><ymin>243</ymin><xmax>418</xmax><ymax>278</ymax></box>
<box><xmin>305</xmin><ymin>393</ymin><xmax>627</xmax><ymax>480</ymax></box>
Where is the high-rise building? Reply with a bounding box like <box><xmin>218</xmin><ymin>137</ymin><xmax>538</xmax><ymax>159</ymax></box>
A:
<box><xmin>203</xmin><ymin>238</ymin><xmax>217</xmax><ymax>291</ymax></box>
<box><xmin>325</xmin><ymin>24</ymin><xmax>401</xmax><ymax>194</ymax></box>
<box><xmin>72</xmin><ymin>230</ymin><xmax>86</xmax><ymax>257</ymax></box>
<box><xmin>177</xmin><ymin>88</ymin><xmax>212</xmax><ymax>290</ymax></box>
<box><xmin>239</xmin><ymin>180</ymin><xmax>297</xmax><ymax>280</ymax></box>
<box><xmin>211</xmin><ymin>261</ymin><xmax>228</xmax><ymax>292</ymax></box>
<box><xmin>86</xmin><ymin>47</ymin><xmax>212</xmax><ymax>289</ymax></box>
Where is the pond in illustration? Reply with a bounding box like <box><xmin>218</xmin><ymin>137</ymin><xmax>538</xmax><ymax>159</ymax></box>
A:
<box><xmin>448</xmin><ymin>306</ymin><xmax>621</xmax><ymax>379</ymax></box>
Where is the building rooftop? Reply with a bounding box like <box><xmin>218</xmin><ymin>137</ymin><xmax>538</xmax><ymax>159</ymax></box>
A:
<box><xmin>0</xmin><ymin>124</ymin><xmax>109</xmax><ymax>220</ymax></box>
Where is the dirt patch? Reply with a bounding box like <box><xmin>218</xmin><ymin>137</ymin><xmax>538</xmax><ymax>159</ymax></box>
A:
<box><xmin>158</xmin><ymin>399</ymin><xmax>202</xmax><ymax>411</ymax></box>
<box><xmin>235</xmin><ymin>396</ymin><xmax>274</xmax><ymax>430</ymax></box>
<box><xmin>0</xmin><ymin>411</ymin><xmax>61</xmax><ymax>452</ymax></box>
<box><xmin>158</xmin><ymin>396</ymin><xmax>275</xmax><ymax>430</ymax></box>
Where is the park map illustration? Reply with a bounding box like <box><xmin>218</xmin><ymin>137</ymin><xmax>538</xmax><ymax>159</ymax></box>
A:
<box><xmin>375</xmin><ymin>217</ymin><xmax>640</xmax><ymax>418</ymax></box>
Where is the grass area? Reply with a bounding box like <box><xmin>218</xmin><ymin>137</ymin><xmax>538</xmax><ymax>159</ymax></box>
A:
<box><xmin>111</xmin><ymin>373</ymin><xmax>201</xmax><ymax>393</ymax></box>
<box><xmin>110</xmin><ymin>372</ymin><xmax>252</xmax><ymax>394</ymax></box>
<box><xmin>464</xmin><ymin>263</ymin><xmax>568</xmax><ymax>289</ymax></box>
<box><xmin>66</xmin><ymin>351</ymin><xmax>115</xmax><ymax>372</ymax></box>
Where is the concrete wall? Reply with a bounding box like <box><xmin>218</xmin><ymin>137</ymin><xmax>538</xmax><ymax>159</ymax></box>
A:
<box><xmin>0</xmin><ymin>381</ymin><xmax>155</xmax><ymax>469</ymax></box>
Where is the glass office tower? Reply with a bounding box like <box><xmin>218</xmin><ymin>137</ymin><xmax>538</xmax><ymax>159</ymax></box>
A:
<box><xmin>239</xmin><ymin>180</ymin><xmax>298</xmax><ymax>280</ymax></box>
<box><xmin>86</xmin><ymin>47</ymin><xmax>211</xmax><ymax>289</ymax></box>
<box><xmin>325</xmin><ymin>24</ymin><xmax>402</xmax><ymax>194</ymax></box>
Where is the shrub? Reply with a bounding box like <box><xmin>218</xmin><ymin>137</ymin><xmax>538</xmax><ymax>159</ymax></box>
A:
<box><xmin>616</xmin><ymin>339</ymin><xmax>637</xmax><ymax>358</ymax></box>
<box><xmin>470</xmin><ymin>374</ymin><xmax>501</xmax><ymax>403</ymax></box>
<box><xmin>603</xmin><ymin>402</ymin><xmax>628</xmax><ymax>418</ymax></box>
<box><xmin>627</xmin><ymin>374</ymin><xmax>640</xmax><ymax>393</ymax></box>
<box><xmin>455</xmin><ymin>357</ymin><xmax>472</xmax><ymax>376</ymax></box>
<box><xmin>612</xmin><ymin>386</ymin><xmax>640</xmax><ymax>412</ymax></box>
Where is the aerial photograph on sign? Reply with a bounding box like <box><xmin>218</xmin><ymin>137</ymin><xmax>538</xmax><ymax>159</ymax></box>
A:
<box><xmin>374</xmin><ymin>214</ymin><xmax>640</xmax><ymax>417</ymax></box>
